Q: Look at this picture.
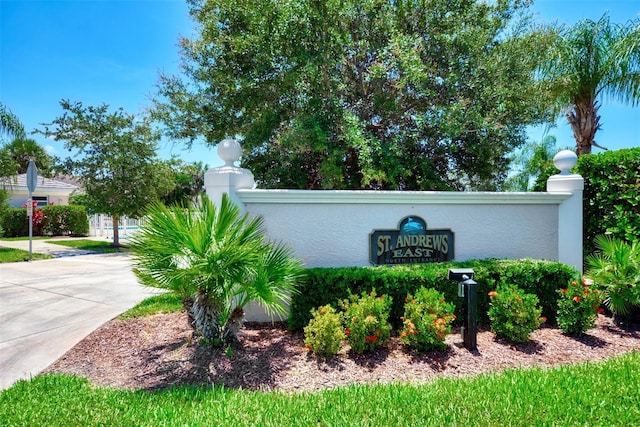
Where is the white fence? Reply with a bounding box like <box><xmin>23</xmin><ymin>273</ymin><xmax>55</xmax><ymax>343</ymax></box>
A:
<box><xmin>88</xmin><ymin>214</ymin><xmax>143</xmax><ymax>239</ymax></box>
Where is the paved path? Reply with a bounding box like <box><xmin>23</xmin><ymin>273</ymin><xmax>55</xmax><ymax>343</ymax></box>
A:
<box><xmin>0</xmin><ymin>239</ymin><xmax>159</xmax><ymax>390</ymax></box>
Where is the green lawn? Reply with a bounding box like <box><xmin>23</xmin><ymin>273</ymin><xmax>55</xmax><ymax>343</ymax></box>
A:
<box><xmin>1</xmin><ymin>352</ymin><xmax>638</xmax><ymax>426</ymax></box>
<box><xmin>46</xmin><ymin>239</ymin><xmax>125</xmax><ymax>253</ymax></box>
<box><xmin>0</xmin><ymin>247</ymin><xmax>51</xmax><ymax>262</ymax></box>
<box><xmin>118</xmin><ymin>292</ymin><xmax>183</xmax><ymax>319</ymax></box>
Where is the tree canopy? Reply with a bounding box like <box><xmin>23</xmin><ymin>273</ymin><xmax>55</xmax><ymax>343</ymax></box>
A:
<box><xmin>155</xmin><ymin>0</ymin><xmax>553</xmax><ymax>191</ymax></box>
<box><xmin>539</xmin><ymin>13</ymin><xmax>640</xmax><ymax>155</ymax></box>
<box><xmin>40</xmin><ymin>100</ymin><xmax>174</xmax><ymax>246</ymax></box>
<box><xmin>0</xmin><ymin>138</ymin><xmax>54</xmax><ymax>176</ymax></box>
<box><xmin>161</xmin><ymin>158</ymin><xmax>207</xmax><ymax>207</ymax></box>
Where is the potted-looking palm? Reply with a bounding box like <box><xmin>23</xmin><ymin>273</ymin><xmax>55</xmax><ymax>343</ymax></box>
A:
<box><xmin>129</xmin><ymin>193</ymin><xmax>304</xmax><ymax>346</ymax></box>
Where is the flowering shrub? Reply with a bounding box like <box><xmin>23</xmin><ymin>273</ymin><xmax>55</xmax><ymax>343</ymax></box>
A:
<box><xmin>340</xmin><ymin>290</ymin><xmax>392</xmax><ymax>354</ymax></box>
<box><xmin>556</xmin><ymin>279</ymin><xmax>604</xmax><ymax>334</ymax></box>
<box><xmin>303</xmin><ymin>305</ymin><xmax>345</xmax><ymax>355</ymax></box>
<box><xmin>21</xmin><ymin>200</ymin><xmax>45</xmax><ymax>235</ymax></box>
<box><xmin>400</xmin><ymin>287</ymin><xmax>455</xmax><ymax>351</ymax></box>
<box><xmin>488</xmin><ymin>284</ymin><xmax>543</xmax><ymax>343</ymax></box>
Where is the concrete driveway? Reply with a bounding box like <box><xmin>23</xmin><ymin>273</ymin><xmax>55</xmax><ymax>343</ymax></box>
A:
<box><xmin>0</xmin><ymin>240</ymin><xmax>160</xmax><ymax>390</ymax></box>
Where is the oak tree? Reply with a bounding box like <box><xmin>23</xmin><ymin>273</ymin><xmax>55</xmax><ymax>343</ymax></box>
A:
<box><xmin>40</xmin><ymin>100</ymin><xmax>174</xmax><ymax>246</ymax></box>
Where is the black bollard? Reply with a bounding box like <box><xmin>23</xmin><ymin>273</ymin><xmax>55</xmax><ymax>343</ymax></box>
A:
<box><xmin>448</xmin><ymin>268</ymin><xmax>477</xmax><ymax>350</ymax></box>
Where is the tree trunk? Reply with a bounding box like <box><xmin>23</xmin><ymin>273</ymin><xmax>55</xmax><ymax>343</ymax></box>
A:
<box><xmin>566</xmin><ymin>99</ymin><xmax>602</xmax><ymax>156</ymax></box>
<box><xmin>222</xmin><ymin>306</ymin><xmax>245</xmax><ymax>343</ymax></box>
<box><xmin>112</xmin><ymin>214</ymin><xmax>120</xmax><ymax>248</ymax></box>
<box><xmin>191</xmin><ymin>291</ymin><xmax>222</xmax><ymax>345</ymax></box>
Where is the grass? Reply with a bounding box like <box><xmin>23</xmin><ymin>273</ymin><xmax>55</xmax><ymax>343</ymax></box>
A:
<box><xmin>45</xmin><ymin>239</ymin><xmax>125</xmax><ymax>253</ymax></box>
<box><xmin>0</xmin><ymin>352</ymin><xmax>638</xmax><ymax>426</ymax></box>
<box><xmin>0</xmin><ymin>247</ymin><xmax>51</xmax><ymax>262</ymax></box>
<box><xmin>0</xmin><ymin>236</ymin><xmax>50</xmax><ymax>241</ymax></box>
<box><xmin>118</xmin><ymin>292</ymin><xmax>183</xmax><ymax>319</ymax></box>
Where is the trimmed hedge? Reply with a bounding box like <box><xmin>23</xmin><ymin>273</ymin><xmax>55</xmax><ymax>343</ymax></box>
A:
<box><xmin>2</xmin><ymin>208</ymin><xmax>29</xmax><ymax>237</ymax></box>
<box><xmin>288</xmin><ymin>259</ymin><xmax>577</xmax><ymax>331</ymax></box>
<box><xmin>40</xmin><ymin>205</ymin><xmax>89</xmax><ymax>236</ymax></box>
<box><xmin>534</xmin><ymin>147</ymin><xmax>640</xmax><ymax>257</ymax></box>
<box><xmin>0</xmin><ymin>205</ymin><xmax>89</xmax><ymax>237</ymax></box>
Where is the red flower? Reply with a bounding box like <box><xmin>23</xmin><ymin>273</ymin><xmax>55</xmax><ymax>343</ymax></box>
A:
<box><xmin>365</xmin><ymin>335</ymin><xmax>378</xmax><ymax>343</ymax></box>
<box><xmin>562</xmin><ymin>289</ymin><xmax>568</xmax><ymax>293</ymax></box>
<box><xmin>541</xmin><ymin>316</ymin><xmax>547</xmax><ymax>323</ymax></box>
<box><xmin>583</xmin><ymin>290</ymin><xmax>589</xmax><ymax>296</ymax></box>
<box><xmin>488</xmin><ymin>291</ymin><xmax>498</xmax><ymax>298</ymax></box>
<box><xmin>345</xmin><ymin>328</ymin><xmax>350</xmax><ymax>336</ymax></box>
<box><xmin>306</xmin><ymin>345</ymin><xmax>312</xmax><ymax>351</ymax></box>
<box><xmin>598</xmin><ymin>307</ymin><xmax>605</xmax><ymax>314</ymax></box>
<box><xmin>573</xmin><ymin>296</ymin><xmax>582</xmax><ymax>303</ymax></box>
<box><xmin>571</xmin><ymin>281</ymin><xmax>578</xmax><ymax>287</ymax></box>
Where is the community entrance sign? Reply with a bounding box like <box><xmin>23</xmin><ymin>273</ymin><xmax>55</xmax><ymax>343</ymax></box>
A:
<box><xmin>370</xmin><ymin>216</ymin><xmax>454</xmax><ymax>265</ymax></box>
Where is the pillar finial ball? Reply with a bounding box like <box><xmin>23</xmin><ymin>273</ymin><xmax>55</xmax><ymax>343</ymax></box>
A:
<box><xmin>218</xmin><ymin>138</ymin><xmax>242</xmax><ymax>167</ymax></box>
<box><xmin>553</xmin><ymin>150</ymin><xmax>578</xmax><ymax>175</ymax></box>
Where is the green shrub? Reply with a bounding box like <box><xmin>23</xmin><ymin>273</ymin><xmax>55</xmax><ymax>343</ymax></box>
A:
<box><xmin>303</xmin><ymin>305</ymin><xmax>345</xmax><ymax>355</ymax></box>
<box><xmin>0</xmin><ymin>205</ymin><xmax>89</xmax><ymax>237</ymax></box>
<box><xmin>1</xmin><ymin>208</ymin><xmax>29</xmax><ymax>237</ymax></box>
<box><xmin>586</xmin><ymin>235</ymin><xmax>640</xmax><ymax>320</ymax></box>
<box><xmin>288</xmin><ymin>260</ymin><xmax>575</xmax><ymax>331</ymax></box>
<box><xmin>340</xmin><ymin>290</ymin><xmax>392</xmax><ymax>354</ymax></box>
<box><xmin>488</xmin><ymin>284</ymin><xmax>543</xmax><ymax>343</ymax></box>
<box><xmin>534</xmin><ymin>148</ymin><xmax>640</xmax><ymax>257</ymax></box>
<box><xmin>556</xmin><ymin>279</ymin><xmax>603</xmax><ymax>334</ymax></box>
<box><xmin>400</xmin><ymin>287</ymin><xmax>455</xmax><ymax>351</ymax></box>
<box><xmin>41</xmin><ymin>205</ymin><xmax>89</xmax><ymax>236</ymax></box>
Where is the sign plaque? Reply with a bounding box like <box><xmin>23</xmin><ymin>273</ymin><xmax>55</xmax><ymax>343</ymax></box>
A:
<box><xmin>370</xmin><ymin>216</ymin><xmax>454</xmax><ymax>266</ymax></box>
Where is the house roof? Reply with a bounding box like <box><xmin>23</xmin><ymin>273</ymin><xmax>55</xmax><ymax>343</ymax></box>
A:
<box><xmin>0</xmin><ymin>174</ymin><xmax>79</xmax><ymax>191</ymax></box>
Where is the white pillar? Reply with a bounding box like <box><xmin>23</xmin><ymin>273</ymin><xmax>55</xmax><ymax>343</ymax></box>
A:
<box><xmin>204</xmin><ymin>138</ymin><xmax>255</xmax><ymax>208</ymax></box>
<box><xmin>547</xmin><ymin>150</ymin><xmax>584</xmax><ymax>274</ymax></box>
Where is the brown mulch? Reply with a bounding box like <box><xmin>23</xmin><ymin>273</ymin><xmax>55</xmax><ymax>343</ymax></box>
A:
<box><xmin>43</xmin><ymin>312</ymin><xmax>640</xmax><ymax>393</ymax></box>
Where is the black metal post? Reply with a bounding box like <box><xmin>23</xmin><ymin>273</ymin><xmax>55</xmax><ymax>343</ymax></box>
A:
<box><xmin>462</xmin><ymin>278</ymin><xmax>478</xmax><ymax>350</ymax></box>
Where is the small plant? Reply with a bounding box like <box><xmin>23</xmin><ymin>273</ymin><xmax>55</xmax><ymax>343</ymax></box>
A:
<box><xmin>340</xmin><ymin>290</ymin><xmax>392</xmax><ymax>354</ymax></box>
<box><xmin>556</xmin><ymin>279</ymin><xmax>604</xmax><ymax>334</ymax></box>
<box><xmin>586</xmin><ymin>235</ymin><xmax>640</xmax><ymax>320</ymax></box>
<box><xmin>303</xmin><ymin>305</ymin><xmax>345</xmax><ymax>355</ymax></box>
<box><xmin>400</xmin><ymin>287</ymin><xmax>455</xmax><ymax>351</ymax></box>
<box><xmin>488</xmin><ymin>284</ymin><xmax>543</xmax><ymax>343</ymax></box>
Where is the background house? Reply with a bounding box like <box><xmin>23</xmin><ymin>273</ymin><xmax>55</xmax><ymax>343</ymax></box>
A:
<box><xmin>1</xmin><ymin>174</ymin><xmax>79</xmax><ymax>207</ymax></box>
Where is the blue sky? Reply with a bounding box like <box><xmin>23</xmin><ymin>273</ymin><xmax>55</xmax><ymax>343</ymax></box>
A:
<box><xmin>1</xmin><ymin>0</ymin><xmax>639</xmax><ymax>170</ymax></box>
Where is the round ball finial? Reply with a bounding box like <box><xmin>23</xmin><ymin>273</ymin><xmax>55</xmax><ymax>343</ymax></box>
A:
<box><xmin>217</xmin><ymin>138</ymin><xmax>242</xmax><ymax>167</ymax></box>
<box><xmin>553</xmin><ymin>150</ymin><xmax>578</xmax><ymax>175</ymax></box>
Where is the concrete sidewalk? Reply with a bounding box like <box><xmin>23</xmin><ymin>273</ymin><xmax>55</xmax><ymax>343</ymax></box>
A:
<box><xmin>0</xmin><ymin>240</ymin><xmax>159</xmax><ymax>391</ymax></box>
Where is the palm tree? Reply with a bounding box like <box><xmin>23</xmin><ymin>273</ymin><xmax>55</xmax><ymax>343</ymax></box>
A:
<box><xmin>129</xmin><ymin>193</ymin><xmax>304</xmax><ymax>345</ymax></box>
<box><xmin>506</xmin><ymin>135</ymin><xmax>562</xmax><ymax>191</ymax></box>
<box><xmin>586</xmin><ymin>235</ymin><xmax>640</xmax><ymax>321</ymax></box>
<box><xmin>0</xmin><ymin>103</ymin><xmax>26</xmax><ymax>140</ymax></box>
<box><xmin>0</xmin><ymin>138</ymin><xmax>54</xmax><ymax>175</ymax></box>
<box><xmin>541</xmin><ymin>14</ymin><xmax>640</xmax><ymax>155</ymax></box>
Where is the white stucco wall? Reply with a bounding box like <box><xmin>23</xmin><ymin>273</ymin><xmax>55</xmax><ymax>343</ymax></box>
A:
<box><xmin>204</xmin><ymin>144</ymin><xmax>584</xmax><ymax>322</ymax></box>
<box><xmin>237</xmin><ymin>190</ymin><xmax>568</xmax><ymax>268</ymax></box>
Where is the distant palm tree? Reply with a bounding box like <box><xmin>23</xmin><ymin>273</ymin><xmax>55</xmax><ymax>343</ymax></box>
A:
<box><xmin>129</xmin><ymin>194</ymin><xmax>304</xmax><ymax>345</ymax></box>
<box><xmin>540</xmin><ymin>14</ymin><xmax>640</xmax><ymax>155</ymax></box>
<box><xmin>0</xmin><ymin>138</ymin><xmax>53</xmax><ymax>175</ymax></box>
<box><xmin>506</xmin><ymin>135</ymin><xmax>562</xmax><ymax>191</ymax></box>
<box><xmin>0</xmin><ymin>103</ymin><xmax>26</xmax><ymax>140</ymax></box>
